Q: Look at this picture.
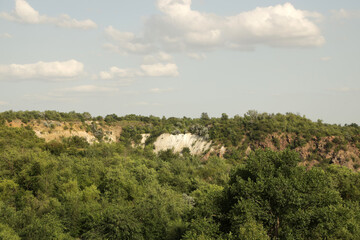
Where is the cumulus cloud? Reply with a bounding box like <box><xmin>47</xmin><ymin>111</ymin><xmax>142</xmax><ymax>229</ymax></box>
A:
<box><xmin>99</xmin><ymin>66</ymin><xmax>141</xmax><ymax>80</ymax></box>
<box><xmin>0</xmin><ymin>0</ymin><xmax>97</xmax><ymax>29</ymax></box>
<box><xmin>143</xmin><ymin>52</ymin><xmax>173</xmax><ymax>63</ymax></box>
<box><xmin>141</xmin><ymin>63</ymin><xmax>179</xmax><ymax>77</ymax></box>
<box><xmin>105</xmin><ymin>1</ymin><xmax>324</xmax><ymax>55</ymax></box>
<box><xmin>147</xmin><ymin>1</ymin><xmax>324</xmax><ymax>50</ymax></box>
<box><xmin>100</xmin><ymin>63</ymin><xmax>179</xmax><ymax>80</ymax></box>
<box><xmin>51</xmin><ymin>14</ymin><xmax>97</xmax><ymax>29</ymax></box>
<box><xmin>0</xmin><ymin>59</ymin><xmax>84</xmax><ymax>80</ymax></box>
<box><xmin>0</xmin><ymin>33</ymin><xmax>12</xmax><ymax>38</ymax></box>
<box><xmin>331</xmin><ymin>9</ymin><xmax>360</xmax><ymax>19</ymax></box>
<box><xmin>104</xmin><ymin>26</ymin><xmax>151</xmax><ymax>54</ymax></box>
<box><xmin>187</xmin><ymin>52</ymin><xmax>206</xmax><ymax>60</ymax></box>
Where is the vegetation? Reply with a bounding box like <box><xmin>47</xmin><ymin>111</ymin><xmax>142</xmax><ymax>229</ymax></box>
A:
<box><xmin>1</xmin><ymin>111</ymin><xmax>360</xmax><ymax>239</ymax></box>
<box><xmin>3</xmin><ymin>110</ymin><xmax>359</xmax><ymax>164</ymax></box>
<box><xmin>3</xmin><ymin>110</ymin><xmax>359</xmax><ymax>144</ymax></box>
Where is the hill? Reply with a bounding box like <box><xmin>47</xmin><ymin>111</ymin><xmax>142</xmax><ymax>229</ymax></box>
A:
<box><xmin>1</xmin><ymin>110</ymin><xmax>360</xmax><ymax>170</ymax></box>
<box><xmin>1</xmin><ymin>110</ymin><xmax>360</xmax><ymax>239</ymax></box>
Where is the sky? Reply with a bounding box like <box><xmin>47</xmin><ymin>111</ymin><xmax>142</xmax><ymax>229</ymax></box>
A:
<box><xmin>0</xmin><ymin>0</ymin><xmax>359</xmax><ymax>124</ymax></box>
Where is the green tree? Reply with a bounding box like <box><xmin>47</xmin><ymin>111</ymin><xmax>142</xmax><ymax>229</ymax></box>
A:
<box><xmin>221</xmin><ymin>149</ymin><xmax>360</xmax><ymax>239</ymax></box>
<box><xmin>200</xmin><ymin>112</ymin><xmax>210</xmax><ymax>121</ymax></box>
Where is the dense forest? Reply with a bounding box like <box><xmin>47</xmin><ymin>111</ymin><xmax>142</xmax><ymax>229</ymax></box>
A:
<box><xmin>1</xmin><ymin>111</ymin><xmax>360</xmax><ymax>239</ymax></box>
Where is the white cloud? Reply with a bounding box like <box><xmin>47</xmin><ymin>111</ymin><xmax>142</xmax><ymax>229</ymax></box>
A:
<box><xmin>105</xmin><ymin>26</ymin><xmax>136</xmax><ymax>42</ymax></box>
<box><xmin>0</xmin><ymin>0</ymin><xmax>42</xmax><ymax>23</ymax></box>
<box><xmin>143</xmin><ymin>52</ymin><xmax>173</xmax><ymax>63</ymax></box>
<box><xmin>0</xmin><ymin>0</ymin><xmax>97</xmax><ymax>29</ymax></box>
<box><xmin>64</xmin><ymin>85</ymin><xmax>118</xmax><ymax>93</ymax></box>
<box><xmin>144</xmin><ymin>1</ymin><xmax>324</xmax><ymax>51</ymax></box>
<box><xmin>0</xmin><ymin>59</ymin><xmax>84</xmax><ymax>80</ymax></box>
<box><xmin>187</xmin><ymin>52</ymin><xmax>206</xmax><ymax>60</ymax></box>
<box><xmin>140</xmin><ymin>63</ymin><xmax>179</xmax><ymax>77</ymax></box>
<box><xmin>99</xmin><ymin>66</ymin><xmax>141</xmax><ymax>80</ymax></box>
<box><xmin>149</xmin><ymin>87</ymin><xmax>174</xmax><ymax>93</ymax></box>
<box><xmin>100</xmin><ymin>63</ymin><xmax>179</xmax><ymax>80</ymax></box>
<box><xmin>51</xmin><ymin>14</ymin><xmax>97</xmax><ymax>29</ymax></box>
<box><xmin>104</xmin><ymin>26</ymin><xmax>151</xmax><ymax>54</ymax></box>
<box><xmin>331</xmin><ymin>9</ymin><xmax>360</xmax><ymax>19</ymax></box>
<box><xmin>0</xmin><ymin>101</ymin><xmax>9</xmax><ymax>106</ymax></box>
<box><xmin>105</xmin><ymin>1</ymin><xmax>324</xmax><ymax>55</ymax></box>
<box><xmin>0</xmin><ymin>33</ymin><xmax>12</xmax><ymax>38</ymax></box>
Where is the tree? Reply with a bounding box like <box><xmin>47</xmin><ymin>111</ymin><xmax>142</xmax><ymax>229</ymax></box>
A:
<box><xmin>220</xmin><ymin>149</ymin><xmax>360</xmax><ymax>239</ymax></box>
<box><xmin>201</xmin><ymin>112</ymin><xmax>210</xmax><ymax>121</ymax></box>
<box><xmin>221</xmin><ymin>113</ymin><xmax>229</xmax><ymax>121</ymax></box>
<box><xmin>0</xmin><ymin>223</ymin><xmax>20</xmax><ymax>240</ymax></box>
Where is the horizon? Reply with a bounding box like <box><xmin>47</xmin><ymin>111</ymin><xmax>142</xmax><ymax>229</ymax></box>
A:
<box><xmin>1</xmin><ymin>109</ymin><xmax>359</xmax><ymax>126</ymax></box>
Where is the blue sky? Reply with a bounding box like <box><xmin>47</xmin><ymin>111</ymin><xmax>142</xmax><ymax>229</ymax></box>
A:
<box><xmin>0</xmin><ymin>0</ymin><xmax>359</xmax><ymax>124</ymax></box>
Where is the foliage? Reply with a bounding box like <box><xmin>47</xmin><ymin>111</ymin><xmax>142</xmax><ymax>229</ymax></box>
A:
<box><xmin>1</xmin><ymin>110</ymin><xmax>360</xmax><ymax>239</ymax></box>
<box><xmin>220</xmin><ymin>149</ymin><xmax>360</xmax><ymax>239</ymax></box>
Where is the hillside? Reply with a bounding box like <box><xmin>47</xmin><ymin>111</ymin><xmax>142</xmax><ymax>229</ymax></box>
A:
<box><xmin>1</xmin><ymin>110</ymin><xmax>360</xmax><ymax>170</ymax></box>
<box><xmin>1</xmin><ymin>110</ymin><xmax>360</xmax><ymax>239</ymax></box>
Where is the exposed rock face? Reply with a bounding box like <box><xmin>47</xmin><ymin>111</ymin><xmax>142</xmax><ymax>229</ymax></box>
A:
<box><xmin>34</xmin><ymin>129</ymin><xmax>98</xmax><ymax>143</ymax></box>
<box><xmin>7</xmin><ymin>119</ymin><xmax>122</xmax><ymax>144</ymax></box>
<box><xmin>256</xmin><ymin>133</ymin><xmax>360</xmax><ymax>170</ymax></box>
<box><xmin>219</xmin><ymin>146</ymin><xmax>226</xmax><ymax>158</ymax></box>
<box><xmin>141</xmin><ymin>134</ymin><xmax>150</xmax><ymax>145</ymax></box>
<box><xmin>154</xmin><ymin>133</ymin><xmax>212</xmax><ymax>155</ymax></box>
<box><xmin>5</xmin><ymin>119</ymin><xmax>360</xmax><ymax>170</ymax></box>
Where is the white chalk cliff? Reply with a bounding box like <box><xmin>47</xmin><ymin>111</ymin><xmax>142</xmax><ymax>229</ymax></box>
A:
<box><xmin>153</xmin><ymin>133</ymin><xmax>212</xmax><ymax>155</ymax></box>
